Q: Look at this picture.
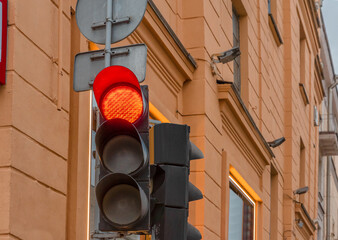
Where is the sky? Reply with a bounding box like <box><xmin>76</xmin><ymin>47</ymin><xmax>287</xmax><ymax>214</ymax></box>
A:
<box><xmin>322</xmin><ymin>0</ymin><xmax>338</xmax><ymax>73</ymax></box>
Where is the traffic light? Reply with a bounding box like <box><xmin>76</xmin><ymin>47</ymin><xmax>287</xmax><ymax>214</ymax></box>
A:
<box><xmin>151</xmin><ymin>124</ymin><xmax>204</xmax><ymax>240</ymax></box>
<box><xmin>93</xmin><ymin>66</ymin><xmax>150</xmax><ymax>233</ymax></box>
<box><xmin>73</xmin><ymin>0</ymin><xmax>151</xmax><ymax>236</ymax></box>
<box><xmin>74</xmin><ymin>43</ymin><xmax>149</xmax><ymax>235</ymax></box>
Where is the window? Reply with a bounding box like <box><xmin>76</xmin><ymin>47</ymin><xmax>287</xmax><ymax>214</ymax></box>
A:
<box><xmin>233</xmin><ymin>7</ymin><xmax>241</xmax><ymax>94</ymax></box>
<box><xmin>298</xmin><ymin>21</ymin><xmax>311</xmax><ymax>105</ymax></box>
<box><xmin>318</xmin><ymin>157</ymin><xmax>324</xmax><ymax>195</ymax></box>
<box><xmin>228</xmin><ymin>177</ymin><xmax>255</xmax><ymax>240</ymax></box>
<box><xmin>268</xmin><ymin>0</ymin><xmax>275</xmax><ymax>15</ymax></box>
<box><xmin>299</xmin><ymin>139</ymin><xmax>306</xmax><ymax>203</ymax></box>
<box><xmin>268</xmin><ymin>0</ymin><xmax>283</xmax><ymax>45</ymax></box>
<box><xmin>317</xmin><ymin>224</ymin><xmax>322</xmax><ymax>240</ymax></box>
<box><xmin>300</xmin><ymin>24</ymin><xmax>306</xmax><ymax>86</ymax></box>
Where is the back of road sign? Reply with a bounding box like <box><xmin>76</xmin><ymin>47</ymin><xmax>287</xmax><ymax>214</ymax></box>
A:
<box><xmin>76</xmin><ymin>0</ymin><xmax>147</xmax><ymax>44</ymax></box>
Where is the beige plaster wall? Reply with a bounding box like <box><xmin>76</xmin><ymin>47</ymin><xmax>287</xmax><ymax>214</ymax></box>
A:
<box><xmin>0</xmin><ymin>0</ymin><xmax>323</xmax><ymax>239</ymax></box>
<box><xmin>0</xmin><ymin>0</ymin><xmax>72</xmax><ymax>239</ymax></box>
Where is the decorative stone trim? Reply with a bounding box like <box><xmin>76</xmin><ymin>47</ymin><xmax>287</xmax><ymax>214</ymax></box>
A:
<box><xmin>218</xmin><ymin>84</ymin><xmax>273</xmax><ymax>177</ymax></box>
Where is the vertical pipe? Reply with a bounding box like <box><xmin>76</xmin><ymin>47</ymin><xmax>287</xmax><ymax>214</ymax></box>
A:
<box><xmin>57</xmin><ymin>0</ymin><xmax>63</xmax><ymax>110</ymax></box>
<box><xmin>328</xmin><ymin>87</ymin><xmax>331</xmax><ymax>131</ymax></box>
<box><xmin>326</xmin><ymin>77</ymin><xmax>338</xmax><ymax>239</ymax></box>
<box><xmin>326</xmin><ymin>157</ymin><xmax>331</xmax><ymax>240</ymax></box>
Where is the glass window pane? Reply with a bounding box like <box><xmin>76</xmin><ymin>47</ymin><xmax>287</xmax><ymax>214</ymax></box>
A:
<box><xmin>229</xmin><ymin>188</ymin><xmax>243</xmax><ymax>240</ymax></box>
<box><xmin>229</xmin><ymin>180</ymin><xmax>255</xmax><ymax>240</ymax></box>
<box><xmin>232</xmin><ymin>8</ymin><xmax>241</xmax><ymax>94</ymax></box>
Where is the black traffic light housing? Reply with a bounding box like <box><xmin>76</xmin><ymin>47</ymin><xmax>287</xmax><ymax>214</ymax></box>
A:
<box><xmin>151</xmin><ymin>123</ymin><xmax>203</xmax><ymax>240</ymax></box>
<box><xmin>95</xmin><ymin>86</ymin><xmax>151</xmax><ymax>233</ymax></box>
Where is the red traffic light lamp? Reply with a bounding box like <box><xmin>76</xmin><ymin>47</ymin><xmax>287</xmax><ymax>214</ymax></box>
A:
<box><xmin>93</xmin><ymin>65</ymin><xmax>145</xmax><ymax>124</ymax></box>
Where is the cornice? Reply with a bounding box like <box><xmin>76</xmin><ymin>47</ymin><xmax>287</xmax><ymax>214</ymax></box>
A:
<box><xmin>295</xmin><ymin>203</ymin><xmax>316</xmax><ymax>238</ymax></box>
<box><xmin>218</xmin><ymin>84</ymin><xmax>273</xmax><ymax>177</ymax></box>
<box><xmin>137</xmin><ymin>1</ymin><xmax>196</xmax><ymax>78</ymax></box>
<box><xmin>125</xmin><ymin>2</ymin><xmax>197</xmax><ymax>96</ymax></box>
<box><xmin>298</xmin><ymin>0</ymin><xmax>320</xmax><ymax>53</ymax></box>
<box><xmin>147</xmin><ymin>0</ymin><xmax>197</xmax><ymax>69</ymax></box>
<box><xmin>314</xmin><ymin>55</ymin><xmax>325</xmax><ymax>102</ymax></box>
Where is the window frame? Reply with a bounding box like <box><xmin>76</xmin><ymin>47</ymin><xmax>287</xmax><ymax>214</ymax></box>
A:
<box><xmin>232</xmin><ymin>7</ymin><xmax>241</xmax><ymax>94</ymax></box>
<box><xmin>268</xmin><ymin>0</ymin><xmax>283</xmax><ymax>45</ymax></box>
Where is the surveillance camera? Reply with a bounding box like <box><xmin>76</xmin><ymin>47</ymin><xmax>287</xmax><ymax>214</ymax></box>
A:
<box><xmin>293</xmin><ymin>186</ymin><xmax>309</xmax><ymax>195</ymax></box>
<box><xmin>268</xmin><ymin>137</ymin><xmax>286</xmax><ymax>148</ymax></box>
<box><xmin>211</xmin><ymin>47</ymin><xmax>241</xmax><ymax>64</ymax></box>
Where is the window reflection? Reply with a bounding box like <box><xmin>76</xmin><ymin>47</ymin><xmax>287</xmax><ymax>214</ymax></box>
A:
<box><xmin>228</xmin><ymin>179</ymin><xmax>255</xmax><ymax>240</ymax></box>
<box><xmin>229</xmin><ymin>188</ymin><xmax>243</xmax><ymax>240</ymax></box>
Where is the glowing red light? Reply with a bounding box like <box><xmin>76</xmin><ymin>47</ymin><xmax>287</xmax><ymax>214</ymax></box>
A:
<box><xmin>101</xmin><ymin>85</ymin><xmax>143</xmax><ymax>123</ymax></box>
<box><xmin>93</xmin><ymin>65</ymin><xmax>145</xmax><ymax>123</ymax></box>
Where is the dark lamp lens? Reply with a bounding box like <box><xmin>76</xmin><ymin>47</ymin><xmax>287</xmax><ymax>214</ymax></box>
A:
<box><xmin>102</xmin><ymin>135</ymin><xmax>144</xmax><ymax>174</ymax></box>
<box><xmin>102</xmin><ymin>184</ymin><xmax>141</xmax><ymax>225</ymax></box>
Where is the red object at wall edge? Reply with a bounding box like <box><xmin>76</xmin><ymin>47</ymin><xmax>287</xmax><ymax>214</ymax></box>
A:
<box><xmin>0</xmin><ymin>0</ymin><xmax>7</xmax><ymax>85</ymax></box>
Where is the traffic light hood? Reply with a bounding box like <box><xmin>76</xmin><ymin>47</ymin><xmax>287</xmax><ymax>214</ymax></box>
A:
<box><xmin>152</xmin><ymin>124</ymin><xmax>204</xmax><ymax>166</ymax></box>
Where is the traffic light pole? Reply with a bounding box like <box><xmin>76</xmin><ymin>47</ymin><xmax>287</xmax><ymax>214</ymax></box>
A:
<box><xmin>92</xmin><ymin>0</ymin><xmax>113</xmax><ymax>238</ymax></box>
<box><xmin>105</xmin><ymin>0</ymin><xmax>113</xmax><ymax>67</ymax></box>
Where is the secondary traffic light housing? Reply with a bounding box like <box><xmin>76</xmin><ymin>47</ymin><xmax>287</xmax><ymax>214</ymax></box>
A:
<box><xmin>151</xmin><ymin>123</ymin><xmax>203</xmax><ymax>240</ymax></box>
<box><xmin>93</xmin><ymin>66</ymin><xmax>150</xmax><ymax>233</ymax></box>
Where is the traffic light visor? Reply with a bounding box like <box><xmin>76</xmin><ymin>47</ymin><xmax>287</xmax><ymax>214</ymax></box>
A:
<box><xmin>93</xmin><ymin>66</ymin><xmax>143</xmax><ymax>123</ymax></box>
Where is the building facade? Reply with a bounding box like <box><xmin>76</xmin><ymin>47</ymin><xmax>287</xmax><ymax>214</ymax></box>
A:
<box><xmin>0</xmin><ymin>0</ymin><xmax>327</xmax><ymax>239</ymax></box>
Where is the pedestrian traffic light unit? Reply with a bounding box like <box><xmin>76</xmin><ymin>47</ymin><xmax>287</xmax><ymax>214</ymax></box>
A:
<box><xmin>151</xmin><ymin>124</ymin><xmax>204</xmax><ymax>240</ymax></box>
<box><xmin>93</xmin><ymin>65</ymin><xmax>150</xmax><ymax>233</ymax></box>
